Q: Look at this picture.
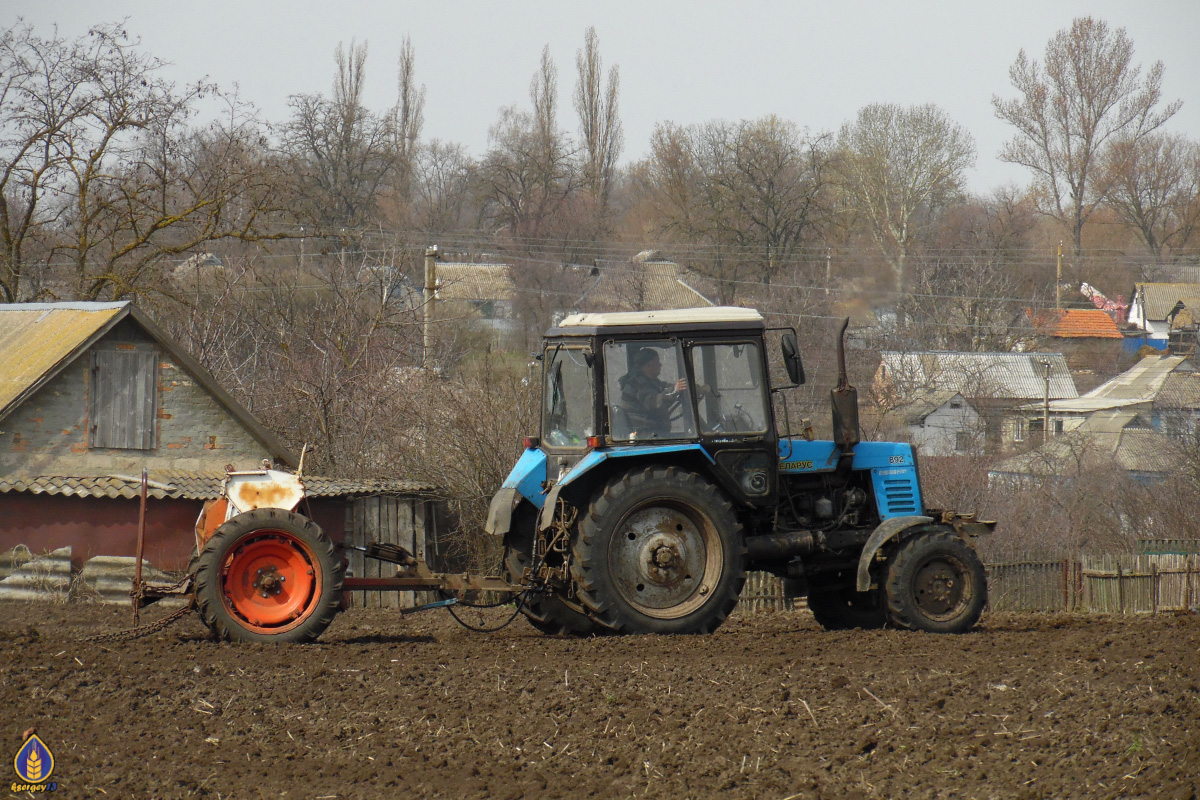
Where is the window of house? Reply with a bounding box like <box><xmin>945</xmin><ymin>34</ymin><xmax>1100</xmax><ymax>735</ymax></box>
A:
<box><xmin>955</xmin><ymin>431</ymin><xmax>972</xmax><ymax>452</ymax></box>
<box><xmin>1053</xmin><ymin>419</ymin><xmax>1065</xmax><ymax>435</ymax></box>
<box><xmin>90</xmin><ymin>347</ymin><xmax>158</xmax><ymax>450</ymax></box>
<box><xmin>1013</xmin><ymin>419</ymin><xmax>1026</xmax><ymax>442</ymax></box>
<box><xmin>950</xmin><ymin>401</ymin><xmax>962</xmax><ymax>409</ymax></box>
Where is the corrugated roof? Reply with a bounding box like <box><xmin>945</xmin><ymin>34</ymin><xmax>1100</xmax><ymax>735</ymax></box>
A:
<box><xmin>1019</xmin><ymin>355</ymin><xmax>1187</xmax><ymax>413</ymax></box>
<box><xmin>0</xmin><ymin>301</ymin><xmax>299</xmax><ymax>466</ymax></box>
<box><xmin>576</xmin><ymin>261</ymin><xmax>715</xmax><ymax>312</ymax></box>
<box><xmin>0</xmin><ymin>302</ymin><xmax>127</xmax><ymax>420</ymax></box>
<box><xmin>1155</xmin><ymin>370</ymin><xmax>1200</xmax><ymax>409</ymax></box>
<box><xmin>0</xmin><ymin>471</ymin><xmax>436</xmax><ymax>501</ymax></box>
<box><xmin>435</xmin><ymin>263</ymin><xmax>515</xmax><ymax>302</ymax></box>
<box><xmin>989</xmin><ymin>410</ymin><xmax>1180</xmax><ymax>477</ymax></box>
<box><xmin>1135</xmin><ymin>283</ymin><xmax>1200</xmax><ymax>320</ymax></box>
<box><xmin>892</xmin><ymin>390</ymin><xmax>970</xmax><ymax>425</ymax></box>
<box><xmin>878</xmin><ymin>352</ymin><xmax>1077</xmax><ymax>400</ymax></box>
<box><xmin>1030</xmin><ymin>308</ymin><xmax>1122</xmax><ymax>339</ymax></box>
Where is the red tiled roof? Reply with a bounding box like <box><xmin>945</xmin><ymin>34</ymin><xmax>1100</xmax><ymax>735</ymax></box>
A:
<box><xmin>1030</xmin><ymin>308</ymin><xmax>1122</xmax><ymax>339</ymax></box>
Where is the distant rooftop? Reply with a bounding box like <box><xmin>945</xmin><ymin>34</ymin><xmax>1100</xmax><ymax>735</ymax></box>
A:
<box><xmin>878</xmin><ymin>351</ymin><xmax>1077</xmax><ymax>400</ymax></box>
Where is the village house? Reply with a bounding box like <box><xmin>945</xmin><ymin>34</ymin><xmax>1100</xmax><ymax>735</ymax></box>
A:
<box><xmin>875</xmin><ymin>351</ymin><xmax>1077</xmax><ymax>453</ymax></box>
<box><xmin>887</xmin><ymin>390</ymin><xmax>984</xmax><ymax>456</ymax></box>
<box><xmin>1127</xmin><ymin>282</ymin><xmax>1200</xmax><ymax>350</ymax></box>
<box><xmin>0</xmin><ymin>302</ymin><xmax>436</xmax><ymax>607</ymax></box>
<box><xmin>1028</xmin><ymin>307</ymin><xmax>1125</xmax><ymax>390</ymax></box>
<box><xmin>1005</xmin><ymin>354</ymin><xmax>1196</xmax><ymax>444</ymax></box>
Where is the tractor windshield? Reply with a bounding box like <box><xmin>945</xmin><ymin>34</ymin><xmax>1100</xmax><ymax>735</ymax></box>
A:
<box><xmin>543</xmin><ymin>346</ymin><xmax>594</xmax><ymax>447</ymax></box>
<box><xmin>604</xmin><ymin>340</ymin><xmax>696</xmax><ymax>441</ymax></box>
<box><xmin>689</xmin><ymin>342</ymin><xmax>770</xmax><ymax>435</ymax></box>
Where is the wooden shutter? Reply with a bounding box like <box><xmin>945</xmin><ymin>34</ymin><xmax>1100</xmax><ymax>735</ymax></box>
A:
<box><xmin>91</xmin><ymin>348</ymin><xmax>157</xmax><ymax>450</ymax></box>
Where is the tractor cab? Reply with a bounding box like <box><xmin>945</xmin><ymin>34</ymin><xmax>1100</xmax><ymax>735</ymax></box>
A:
<box><xmin>537</xmin><ymin>307</ymin><xmax>783</xmax><ymax>507</ymax></box>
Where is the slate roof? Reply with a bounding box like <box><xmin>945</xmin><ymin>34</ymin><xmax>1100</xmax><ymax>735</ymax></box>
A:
<box><xmin>0</xmin><ymin>471</ymin><xmax>436</xmax><ymax>500</ymax></box>
<box><xmin>1155</xmin><ymin>370</ymin><xmax>1200</xmax><ymax>410</ymax></box>
<box><xmin>878</xmin><ymin>352</ymin><xmax>1077</xmax><ymax>400</ymax></box>
<box><xmin>576</xmin><ymin>261</ymin><xmax>715</xmax><ymax>312</ymax></box>
<box><xmin>1134</xmin><ymin>283</ymin><xmax>1200</xmax><ymax>320</ymax></box>
<box><xmin>989</xmin><ymin>411</ymin><xmax>1181</xmax><ymax>478</ymax></box>
<box><xmin>892</xmin><ymin>390</ymin><xmax>972</xmax><ymax>425</ymax></box>
<box><xmin>435</xmin><ymin>263</ymin><xmax>515</xmax><ymax>303</ymax></box>
<box><xmin>1017</xmin><ymin>355</ymin><xmax>1189</xmax><ymax>414</ymax></box>
<box><xmin>0</xmin><ymin>301</ymin><xmax>298</xmax><ymax>466</ymax></box>
<box><xmin>1030</xmin><ymin>308</ymin><xmax>1122</xmax><ymax>339</ymax></box>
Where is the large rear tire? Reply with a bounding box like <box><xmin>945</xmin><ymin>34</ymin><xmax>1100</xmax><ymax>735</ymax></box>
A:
<box><xmin>571</xmin><ymin>467</ymin><xmax>745</xmax><ymax>635</ymax></box>
<box><xmin>885</xmin><ymin>530</ymin><xmax>987</xmax><ymax>633</ymax></box>
<box><xmin>503</xmin><ymin>508</ymin><xmax>602</xmax><ymax>637</ymax></box>
<box><xmin>194</xmin><ymin>509</ymin><xmax>343</xmax><ymax>643</ymax></box>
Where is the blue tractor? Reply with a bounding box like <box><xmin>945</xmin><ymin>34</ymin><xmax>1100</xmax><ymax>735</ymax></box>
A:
<box><xmin>486</xmin><ymin>307</ymin><xmax>992</xmax><ymax>636</ymax></box>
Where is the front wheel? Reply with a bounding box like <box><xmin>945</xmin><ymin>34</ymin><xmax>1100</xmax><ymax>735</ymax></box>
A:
<box><xmin>572</xmin><ymin>467</ymin><xmax>745</xmax><ymax>635</ymax></box>
<box><xmin>194</xmin><ymin>509</ymin><xmax>343</xmax><ymax>643</ymax></box>
<box><xmin>884</xmin><ymin>530</ymin><xmax>987</xmax><ymax>633</ymax></box>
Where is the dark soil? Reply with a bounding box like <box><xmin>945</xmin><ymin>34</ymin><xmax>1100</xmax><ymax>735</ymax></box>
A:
<box><xmin>2</xmin><ymin>602</ymin><xmax>1198</xmax><ymax>799</ymax></box>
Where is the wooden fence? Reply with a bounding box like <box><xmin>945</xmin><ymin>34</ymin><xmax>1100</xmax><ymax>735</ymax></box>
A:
<box><xmin>733</xmin><ymin>554</ymin><xmax>1200</xmax><ymax>616</ymax></box>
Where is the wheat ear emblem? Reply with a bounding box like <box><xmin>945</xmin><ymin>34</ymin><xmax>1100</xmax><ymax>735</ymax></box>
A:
<box><xmin>25</xmin><ymin>747</ymin><xmax>42</xmax><ymax>781</ymax></box>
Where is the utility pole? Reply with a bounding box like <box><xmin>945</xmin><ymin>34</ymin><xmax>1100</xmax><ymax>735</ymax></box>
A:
<box><xmin>1056</xmin><ymin>241</ymin><xmax>1063</xmax><ymax>309</ymax></box>
<box><xmin>423</xmin><ymin>245</ymin><xmax>439</xmax><ymax>367</ymax></box>
<box><xmin>825</xmin><ymin>247</ymin><xmax>832</xmax><ymax>296</ymax></box>
<box><xmin>1042</xmin><ymin>360</ymin><xmax>1052</xmax><ymax>445</ymax></box>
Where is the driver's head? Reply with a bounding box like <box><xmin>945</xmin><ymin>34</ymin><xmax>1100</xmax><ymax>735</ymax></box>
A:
<box><xmin>633</xmin><ymin>348</ymin><xmax>661</xmax><ymax>378</ymax></box>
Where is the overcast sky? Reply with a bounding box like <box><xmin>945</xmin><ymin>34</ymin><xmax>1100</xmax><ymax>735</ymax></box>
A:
<box><xmin>12</xmin><ymin>1</ymin><xmax>1200</xmax><ymax>194</ymax></box>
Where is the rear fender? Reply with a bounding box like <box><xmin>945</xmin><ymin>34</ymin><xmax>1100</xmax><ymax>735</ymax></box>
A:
<box><xmin>537</xmin><ymin>444</ymin><xmax>715</xmax><ymax>531</ymax></box>
<box><xmin>855</xmin><ymin>515</ymin><xmax>933</xmax><ymax>592</ymax></box>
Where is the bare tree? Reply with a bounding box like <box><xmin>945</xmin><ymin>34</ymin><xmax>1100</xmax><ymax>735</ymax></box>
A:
<box><xmin>1100</xmin><ymin>132</ymin><xmax>1200</xmax><ymax>262</ymax></box>
<box><xmin>641</xmin><ymin>117</ymin><xmax>833</xmax><ymax>301</ymax></box>
<box><xmin>283</xmin><ymin>40</ymin><xmax>399</xmax><ymax>229</ymax></box>
<box><xmin>573</xmin><ymin>27</ymin><xmax>623</xmax><ymax>215</ymax></box>
<box><xmin>0</xmin><ymin>22</ymin><xmax>282</xmax><ymax>302</ymax></box>
<box><xmin>837</xmin><ymin>102</ymin><xmax>975</xmax><ymax>296</ymax></box>
<box><xmin>414</xmin><ymin>139</ymin><xmax>476</xmax><ymax>234</ymax></box>
<box><xmin>393</xmin><ymin>35</ymin><xmax>425</xmax><ymax>205</ymax></box>
<box><xmin>992</xmin><ymin>16</ymin><xmax>1181</xmax><ymax>256</ymax></box>
<box><xmin>478</xmin><ymin>48</ymin><xmax>578</xmax><ymax>241</ymax></box>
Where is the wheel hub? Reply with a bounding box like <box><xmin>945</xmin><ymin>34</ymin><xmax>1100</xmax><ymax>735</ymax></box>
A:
<box><xmin>913</xmin><ymin>559</ymin><xmax>964</xmax><ymax>616</ymax></box>
<box><xmin>610</xmin><ymin>504</ymin><xmax>718</xmax><ymax>615</ymax></box>
<box><xmin>253</xmin><ymin>565</ymin><xmax>286</xmax><ymax>598</ymax></box>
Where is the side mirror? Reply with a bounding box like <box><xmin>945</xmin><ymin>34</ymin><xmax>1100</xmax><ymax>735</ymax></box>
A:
<box><xmin>781</xmin><ymin>333</ymin><xmax>805</xmax><ymax>385</ymax></box>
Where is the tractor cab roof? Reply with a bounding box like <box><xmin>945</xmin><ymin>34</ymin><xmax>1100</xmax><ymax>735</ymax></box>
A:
<box><xmin>548</xmin><ymin>307</ymin><xmax>765</xmax><ymax>337</ymax></box>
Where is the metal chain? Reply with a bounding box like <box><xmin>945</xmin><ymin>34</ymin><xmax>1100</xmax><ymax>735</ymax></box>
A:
<box><xmin>78</xmin><ymin>600</ymin><xmax>196</xmax><ymax>644</ymax></box>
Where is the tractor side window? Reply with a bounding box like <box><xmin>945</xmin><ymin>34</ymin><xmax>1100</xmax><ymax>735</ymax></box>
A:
<box><xmin>690</xmin><ymin>343</ymin><xmax>770</xmax><ymax>436</ymax></box>
<box><xmin>543</xmin><ymin>347</ymin><xmax>594</xmax><ymax>447</ymax></box>
<box><xmin>604</xmin><ymin>340</ymin><xmax>696</xmax><ymax>441</ymax></box>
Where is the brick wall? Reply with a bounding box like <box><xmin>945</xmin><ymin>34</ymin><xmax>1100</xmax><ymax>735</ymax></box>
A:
<box><xmin>0</xmin><ymin>328</ymin><xmax>272</xmax><ymax>475</ymax></box>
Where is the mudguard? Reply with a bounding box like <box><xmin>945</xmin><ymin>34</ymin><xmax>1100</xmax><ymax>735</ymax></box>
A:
<box><xmin>855</xmin><ymin>515</ymin><xmax>933</xmax><ymax>592</ymax></box>
<box><xmin>537</xmin><ymin>443</ymin><xmax>715</xmax><ymax>532</ymax></box>
<box><xmin>485</xmin><ymin>487</ymin><xmax>520</xmax><ymax>536</ymax></box>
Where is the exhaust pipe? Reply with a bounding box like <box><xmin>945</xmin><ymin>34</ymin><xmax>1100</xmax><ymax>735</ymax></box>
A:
<box><xmin>745</xmin><ymin>530</ymin><xmax>824</xmax><ymax>562</ymax></box>
<box><xmin>831</xmin><ymin>317</ymin><xmax>860</xmax><ymax>449</ymax></box>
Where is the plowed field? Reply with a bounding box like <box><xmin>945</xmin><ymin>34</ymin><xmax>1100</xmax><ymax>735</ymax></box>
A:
<box><xmin>2</xmin><ymin>602</ymin><xmax>1198</xmax><ymax>799</ymax></box>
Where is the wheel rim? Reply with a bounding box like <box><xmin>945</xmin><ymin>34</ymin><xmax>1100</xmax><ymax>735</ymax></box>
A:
<box><xmin>220</xmin><ymin>530</ymin><xmax>322</xmax><ymax>634</ymax></box>
<box><xmin>608</xmin><ymin>500</ymin><xmax>722</xmax><ymax>620</ymax></box>
<box><xmin>911</xmin><ymin>554</ymin><xmax>969</xmax><ymax>621</ymax></box>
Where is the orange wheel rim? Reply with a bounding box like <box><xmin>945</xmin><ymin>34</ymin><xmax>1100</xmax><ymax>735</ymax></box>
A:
<box><xmin>220</xmin><ymin>530</ymin><xmax>322</xmax><ymax>634</ymax></box>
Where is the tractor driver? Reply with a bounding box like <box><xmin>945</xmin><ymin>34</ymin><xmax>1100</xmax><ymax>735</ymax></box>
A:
<box><xmin>620</xmin><ymin>348</ymin><xmax>689</xmax><ymax>438</ymax></box>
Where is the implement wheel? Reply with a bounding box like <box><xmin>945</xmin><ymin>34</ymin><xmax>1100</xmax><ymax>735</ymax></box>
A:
<box><xmin>572</xmin><ymin>467</ymin><xmax>745</xmax><ymax>635</ymax></box>
<box><xmin>195</xmin><ymin>509</ymin><xmax>343</xmax><ymax>643</ymax></box>
<box><xmin>885</xmin><ymin>529</ymin><xmax>987</xmax><ymax>634</ymax></box>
